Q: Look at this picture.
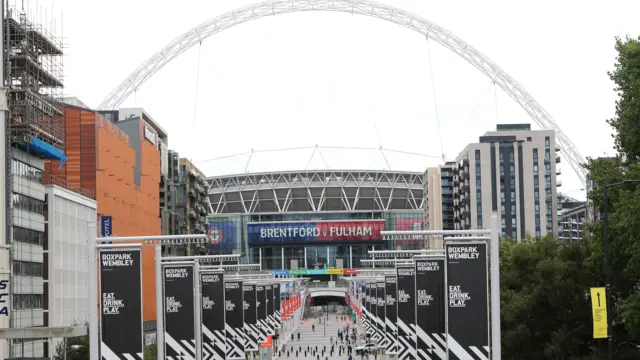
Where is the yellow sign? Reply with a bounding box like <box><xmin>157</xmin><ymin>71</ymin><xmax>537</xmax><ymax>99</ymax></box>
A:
<box><xmin>590</xmin><ymin>287</ymin><xmax>608</xmax><ymax>339</ymax></box>
<box><xmin>326</xmin><ymin>268</ymin><xmax>344</xmax><ymax>275</ymax></box>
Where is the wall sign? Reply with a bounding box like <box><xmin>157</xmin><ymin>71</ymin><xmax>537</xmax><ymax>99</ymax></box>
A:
<box><xmin>144</xmin><ymin>126</ymin><xmax>156</xmax><ymax>145</ymax></box>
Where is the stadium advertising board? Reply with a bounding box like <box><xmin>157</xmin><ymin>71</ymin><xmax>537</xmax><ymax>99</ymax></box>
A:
<box><xmin>247</xmin><ymin>220</ymin><xmax>385</xmax><ymax>243</ymax></box>
<box><xmin>207</xmin><ymin>221</ymin><xmax>239</xmax><ymax>251</ymax></box>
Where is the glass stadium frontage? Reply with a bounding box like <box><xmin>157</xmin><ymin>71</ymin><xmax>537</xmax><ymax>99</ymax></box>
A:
<box><xmin>205</xmin><ymin>170</ymin><xmax>427</xmax><ymax>276</ymax></box>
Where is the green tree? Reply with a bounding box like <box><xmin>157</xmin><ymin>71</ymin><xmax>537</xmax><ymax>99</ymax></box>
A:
<box><xmin>607</xmin><ymin>36</ymin><xmax>640</xmax><ymax>160</ymax></box>
<box><xmin>500</xmin><ymin>236</ymin><xmax>603</xmax><ymax>359</ymax></box>
<box><xmin>53</xmin><ymin>323</ymin><xmax>89</xmax><ymax>360</ymax></box>
<box><xmin>144</xmin><ymin>344</ymin><xmax>157</xmax><ymax>360</ymax></box>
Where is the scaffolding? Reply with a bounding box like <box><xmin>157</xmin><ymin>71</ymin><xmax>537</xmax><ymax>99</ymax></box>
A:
<box><xmin>5</xmin><ymin>5</ymin><xmax>64</xmax><ymax>148</ymax></box>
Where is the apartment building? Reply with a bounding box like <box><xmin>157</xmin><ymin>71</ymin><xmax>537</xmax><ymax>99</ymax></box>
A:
<box><xmin>557</xmin><ymin>193</ymin><xmax>587</xmax><ymax>242</ymax></box>
<box><xmin>425</xmin><ymin>162</ymin><xmax>455</xmax><ymax>231</ymax></box>
<box><xmin>453</xmin><ymin>124</ymin><xmax>561</xmax><ymax>240</ymax></box>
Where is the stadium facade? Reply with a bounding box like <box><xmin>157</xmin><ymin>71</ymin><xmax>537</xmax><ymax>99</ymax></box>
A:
<box><xmin>206</xmin><ymin>170</ymin><xmax>426</xmax><ymax>274</ymax></box>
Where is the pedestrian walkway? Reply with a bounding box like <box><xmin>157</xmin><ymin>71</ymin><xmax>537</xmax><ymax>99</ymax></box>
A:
<box><xmin>277</xmin><ymin>315</ymin><xmax>356</xmax><ymax>360</ymax></box>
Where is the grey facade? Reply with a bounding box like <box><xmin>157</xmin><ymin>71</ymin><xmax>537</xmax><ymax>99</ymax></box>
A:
<box><xmin>453</xmin><ymin>124</ymin><xmax>560</xmax><ymax>241</ymax></box>
<box><xmin>161</xmin><ymin>153</ymin><xmax>209</xmax><ymax>256</ymax></box>
<box><xmin>557</xmin><ymin>193</ymin><xmax>587</xmax><ymax>242</ymax></box>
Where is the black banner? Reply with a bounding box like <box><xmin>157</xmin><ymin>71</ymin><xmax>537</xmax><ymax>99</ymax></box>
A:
<box><xmin>100</xmin><ymin>250</ymin><xmax>143</xmax><ymax>360</ymax></box>
<box><xmin>376</xmin><ymin>281</ymin><xmax>386</xmax><ymax>348</ymax></box>
<box><xmin>445</xmin><ymin>242</ymin><xmax>489</xmax><ymax>360</ymax></box>
<box><xmin>373</xmin><ymin>282</ymin><xmax>382</xmax><ymax>343</ymax></box>
<box><xmin>384</xmin><ymin>275</ymin><xmax>398</xmax><ymax>354</ymax></box>
<box><xmin>256</xmin><ymin>285</ymin><xmax>268</xmax><ymax>341</ymax></box>
<box><xmin>415</xmin><ymin>257</ymin><xmax>446</xmax><ymax>360</ymax></box>
<box><xmin>201</xmin><ymin>272</ymin><xmax>225</xmax><ymax>360</ymax></box>
<box><xmin>396</xmin><ymin>264</ymin><xmax>416</xmax><ymax>360</ymax></box>
<box><xmin>225</xmin><ymin>280</ymin><xmax>245</xmax><ymax>359</ymax></box>
<box><xmin>265</xmin><ymin>284</ymin><xmax>275</xmax><ymax>335</ymax></box>
<box><xmin>273</xmin><ymin>283</ymin><xmax>281</xmax><ymax>327</ymax></box>
<box><xmin>365</xmin><ymin>283</ymin><xmax>373</xmax><ymax>337</ymax></box>
<box><xmin>164</xmin><ymin>265</ymin><xmax>196</xmax><ymax>360</ymax></box>
<box><xmin>243</xmin><ymin>284</ymin><xmax>259</xmax><ymax>351</ymax></box>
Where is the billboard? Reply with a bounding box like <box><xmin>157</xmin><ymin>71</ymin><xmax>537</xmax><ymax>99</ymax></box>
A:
<box><xmin>243</xmin><ymin>284</ymin><xmax>259</xmax><ymax>351</ymax></box>
<box><xmin>247</xmin><ymin>220</ymin><xmax>385</xmax><ymax>244</ymax></box>
<box><xmin>376</xmin><ymin>281</ymin><xmax>387</xmax><ymax>348</ymax></box>
<box><xmin>207</xmin><ymin>221</ymin><xmax>239</xmax><ymax>251</ymax></box>
<box><xmin>384</xmin><ymin>275</ymin><xmax>398</xmax><ymax>355</ymax></box>
<box><xmin>100</xmin><ymin>250</ymin><xmax>143</xmax><ymax>360</ymax></box>
<box><xmin>394</xmin><ymin>218</ymin><xmax>426</xmax><ymax>246</ymax></box>
<box><xmin>225</xmin><ymin>280</ymin><xmax>245</xmax><ymax>360</ymax></box>
<box><xmin>445</xmin><ymin>243</ymin><xmax>490</xmax><ymax>360</ymax></box>
<box><xmin>396</xmin><ymin>265</ymin><xmax>416</xmax><ymax>360</ymax></box>
<box><xmin>201</xmin><ymin>272</ymin><xmax>226</xmax><ymax>360</ymax></box>
<box><xmin>163</xmin><ymin>265</ymin><xmax>196</xmax><ymax>360</ymax></box>
<box><xmin>415</xmin><ymin>257</ymin><xmax>446</xmax><ymax>360</ymax></box>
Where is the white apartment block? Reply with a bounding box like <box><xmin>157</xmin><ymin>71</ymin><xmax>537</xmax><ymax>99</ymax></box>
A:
<box><xmin>452</xmin><ymin>124</ymin><xmax>561</xmax><ymax>241</ymax></box>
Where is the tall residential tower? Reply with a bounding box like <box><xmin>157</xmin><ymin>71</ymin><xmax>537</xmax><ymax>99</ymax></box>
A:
<box><xmin>453</xmin><ymin>124</ymin><xmax>560</xmax><ymax>240</ymax></box>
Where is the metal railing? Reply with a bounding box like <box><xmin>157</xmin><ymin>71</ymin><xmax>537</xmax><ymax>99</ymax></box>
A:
<box><xmin>42</xmin><ymin>174</ymin><xmax>95</xmax><ymax>199</ymax></box>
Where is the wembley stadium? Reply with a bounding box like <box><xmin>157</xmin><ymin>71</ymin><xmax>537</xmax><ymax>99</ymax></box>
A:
<box><xmin>205</xmin><ymin>167</ymin><xmax>427</xmax><ymax>276</ymax></box>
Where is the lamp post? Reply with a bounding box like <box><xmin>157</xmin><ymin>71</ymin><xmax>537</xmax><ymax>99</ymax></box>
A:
<box><xmin>602</xmin><ymin>179</ymin><xmax>640</xmax><ymax>360</ymax></box>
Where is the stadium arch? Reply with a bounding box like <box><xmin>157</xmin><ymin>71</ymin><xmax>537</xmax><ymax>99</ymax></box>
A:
<box><xmin>99</xmin><ymin>0</ymin><xmax>587</xmax><ymax>185</ymax></box>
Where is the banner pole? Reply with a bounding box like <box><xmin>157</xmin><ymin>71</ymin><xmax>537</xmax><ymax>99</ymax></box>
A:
<box><xmin>490</xmin><ymin>212</ymin><xmax>501</xmax><ymax>360</ymax></box>
<box><xmin>155</xmin><ymin>243</ymin><xmax>165</xmax><ymax>360</ymax></box>
<box><xmin>88</xmin><ymin>222</ymin><xmax>99</xmax><ymax>360</ymax></box>
<box><xmin>194</xmin><ymin>261</ymin><xmax>203</xmax><ymax>360</ymax></box>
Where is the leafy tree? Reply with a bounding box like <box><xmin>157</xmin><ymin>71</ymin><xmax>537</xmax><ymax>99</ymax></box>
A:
<box><xmin>500</xmin><ymin>236</ymin><xmax>603</xmax><ymax>359</ymax></box>
<box><xmin>144</xmin><ymin>344</ymin><xmax>157</xmax><ymax>360</ymax></box>
<box><xmin>53</xmin><ymin>322</ymin><xmax>89</xmax><ymax>360</ymax></box>
<box><xmin>607</xmin><ymin>36</ymin><xmax>640</xmax><ymax>161</ymax></box>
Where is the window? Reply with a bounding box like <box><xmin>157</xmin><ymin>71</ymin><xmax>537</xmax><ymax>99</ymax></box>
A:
<box><xmin>11</xmin><ymin>160</ymin><xmax>43</xmax><ymax>183</ymax></box>
<box><xmin>527</xmin><ymin>137</ymin><xmax>532</xmax><ymax>142</ymax></box>
<box><xmin>12</xmin><ymin>194</ymin><xmax>44</xmax><ymax>215</ymax></box>
<box><xmin>13</xmin><ymin>294</ymin><xmax>42</xmax><ymax>310</ymax></box>
<box><xmin>475</xmin><ymin>150</ymin><xmax>481</xmax><ymax>161</ymax></box>
<box><xmin>12</xmin><ymin>227</ymin><xmax>43</xmax><ymax>246</ymax></box>
<box><xmin>12</xmin><ymin>261</ymin><xmax>43</xmax><ymax>277</ymax></box>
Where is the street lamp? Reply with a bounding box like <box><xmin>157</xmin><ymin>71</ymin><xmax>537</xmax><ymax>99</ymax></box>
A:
<box><xmin>602</xmin><ymin>179</ymin><xmax>640</xmax><ymax>360</ymax></box>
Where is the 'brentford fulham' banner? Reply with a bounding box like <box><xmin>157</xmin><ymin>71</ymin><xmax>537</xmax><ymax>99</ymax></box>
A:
<box><xmin>225</xmin><ymin>280</ymin><xmax>245</xmax><ymax>360</ymax></box>
<box><xmin>201</xmin><ymin>272</ymin><xmax>225</xmax><ymax>360</ymax></box>
<box><xmin>415</xmin><ymin>256</ymin><xmax>446</xmax><ymax>360</ymax></box>
<box><xmin>100</xmin><ymin>250</ymin><xmax>143</xmax><ymax>360</ymax></box>
<box><xmin>445</xmin><ymin>242</ymin><xmax>490</xmax><ymax>360</ymax></box>
<box><xmin>163</xmin><ymin>265</ymin><xmax>196</xmax><ymax>360</ymax></box>
<box><xmin>243</xmin><ymin>284</ymin><xmax>260</xmax><ymax>351</ymax></box>
<box><xmin>396</xmin><ymin>264</ymin><xmax>417</xmax><ymax>360</ymax></box>
<box><xmin>384</xmin><ymin>275</ymin><xmax>398</xmax><ymax>355</ymax></box>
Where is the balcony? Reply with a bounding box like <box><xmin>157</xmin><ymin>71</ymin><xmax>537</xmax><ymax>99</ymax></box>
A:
<box><xmin>555</xmin><ymin>156</ymin><xmax>561</xmax><ymax>164</ymax></box>
<box><xmin>557</xmin><ymin>180</ymin><xmax>563</xmax><ymax>187</ymax></box>
<box><xmin>556</xmin><ymin>168</ymin><xmax>562</xmax><ymax>176</ymax></box>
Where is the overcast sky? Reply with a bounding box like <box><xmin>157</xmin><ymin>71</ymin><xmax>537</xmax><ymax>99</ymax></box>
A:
<box><xmin>23</xmin><ymin>0</ymin><xmax>640</xmax><ymax>199</ymax></box>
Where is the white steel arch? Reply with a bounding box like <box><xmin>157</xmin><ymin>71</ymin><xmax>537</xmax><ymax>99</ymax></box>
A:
<box><xmin>98</xmin><ymin>0</ymin><xmax>587</xmax><ymax>185</ymax></box>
